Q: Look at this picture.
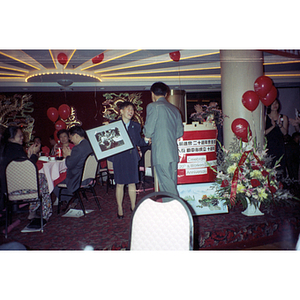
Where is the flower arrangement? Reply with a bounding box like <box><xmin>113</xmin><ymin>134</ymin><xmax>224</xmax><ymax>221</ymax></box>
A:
<box><xmin>190</xmin><ymin>104</ymin><xmax>228</xmax><ymax>126</ymax></box>
<box><xmin>211</xmin><ymin>136</ymin><xmax>294</xmax><ymax>209</ymax></box>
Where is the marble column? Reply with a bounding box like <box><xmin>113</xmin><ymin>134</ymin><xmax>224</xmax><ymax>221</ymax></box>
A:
<box><xmin>220</xmin><ymin>50</ymin><xmax>264</xmax><ymax>149</ymax></box>
<box><xmin>168</xmin><ymin>89</ymin><xmax>186</xmax><ymax>122</ymax></box>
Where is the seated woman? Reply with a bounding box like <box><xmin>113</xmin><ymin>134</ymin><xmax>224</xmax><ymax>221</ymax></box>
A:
<box><xmin>54</xmin><ymin>129</ymin><xmax>74</xmax><ymax>154</ymax></box>
<box><xmin>0</xmin><ymin>126</ymin><xmax>52</xmax><ymax>221</ymax></box>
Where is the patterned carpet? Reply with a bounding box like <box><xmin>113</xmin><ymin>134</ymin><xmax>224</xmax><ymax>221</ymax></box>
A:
<box><xmin>1</xmin><ymin>180</ymin><xmax>300</xmax><ymax>250</ymax></box>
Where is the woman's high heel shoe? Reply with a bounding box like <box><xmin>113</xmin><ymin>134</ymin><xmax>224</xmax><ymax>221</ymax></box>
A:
<box><xmin>117</xmin><ymin>213</ymin><xmax>124</xmax><ymax>219</ymax></box>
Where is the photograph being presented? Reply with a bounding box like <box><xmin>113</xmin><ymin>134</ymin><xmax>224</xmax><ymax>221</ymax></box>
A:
<box><xmin>95</xmin><ymin>127</ymin><xmax>125</xmax><ymax>152</ymax></box>
<box><xmin>86</xmin><ymin>120</ymin><xmax>134</xmax><ymax>161</ymax></box>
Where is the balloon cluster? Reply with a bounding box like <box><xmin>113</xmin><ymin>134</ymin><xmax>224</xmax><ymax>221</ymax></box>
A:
<box><xmin>47</xmin><ymin>104</ymin><xmax>71</xmax><ymax>142</ymax></box>
<box><xmin>232</xmin><ymin>75</ymin><xmax>277</xmax><ymax>142</ymax></box>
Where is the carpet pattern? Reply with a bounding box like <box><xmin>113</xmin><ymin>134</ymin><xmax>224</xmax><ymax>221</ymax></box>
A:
<box><xmin>195</xmin><ymin>201</ymin><xmax>300</xmax><ymax>249</ymax></box>
<box><xmin>1</xmin><ymin>180</ymin><xmax>300</xmax><ymax>250</ymax></box>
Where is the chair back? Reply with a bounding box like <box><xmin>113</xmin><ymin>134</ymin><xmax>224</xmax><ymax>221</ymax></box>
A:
<box><xmin>144</xmin><ymin>149</ymin><xmax>151</xmax><ymax>168</ymax></box>
<box><xmin>81</xmin><ymin>154</ymin><xmax>98</xmax><ymax>182</ymax></box>
<box><xmin>6</xmin><ymin>158</ymin><xmax>39</xmax><ymax>201</ymax></box>
<box><xmin>107</xmin><ymin>160</ymin><xmax>114</xmax><ymax>175</ymax></box>
<box><xmin>129</xmin><ymin>191</ymin><xmax>194</xmax><ymax>250</ymax></box>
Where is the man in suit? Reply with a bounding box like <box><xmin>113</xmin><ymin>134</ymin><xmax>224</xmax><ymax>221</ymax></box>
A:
<box><xmin>53</xmin><ymin>126</ymin><xmax>93</xmax><ymax>203</ymax></box>
<box><xmin>143</xmin><ymin>82</ymin><xmax>184</xmax><ymax>196</ymax></box>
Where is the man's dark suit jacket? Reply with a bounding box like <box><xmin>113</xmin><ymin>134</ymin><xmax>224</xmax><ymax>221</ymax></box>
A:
<box><xmin>64</xmin><ymin>138</ymin><xmax>92</xmax><ymax>193</ymax></box>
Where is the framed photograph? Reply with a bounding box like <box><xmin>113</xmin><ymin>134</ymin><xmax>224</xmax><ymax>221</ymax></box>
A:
<box><xmin>177</xmin><ymin>182</ymin><xmax>228</xmax><ymax>216</ymax></box>
<box><xmin>86</xmin><ymin>120</ymin><xmax>134</xmax><ymax>161</ymax></box>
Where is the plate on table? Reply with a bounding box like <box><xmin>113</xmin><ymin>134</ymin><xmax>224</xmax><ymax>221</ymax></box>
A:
<box><xmin>38</xmin><ymin>156</ymin><xmax>49</xmax><ymax>162</ymax></box>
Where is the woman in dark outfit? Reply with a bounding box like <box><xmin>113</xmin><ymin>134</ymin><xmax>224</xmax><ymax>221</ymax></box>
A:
<box><xmin>265</xmin><ymin>99</ymin><xmax>288</xmax><ymax>178</ymax></box>
<box><xmin>0</xmin><ymin>126</ymin><xmax>41</xmax><ymax>211</ymax></box>
<box><xmin>108</xmin><ymin>101</ymin><xmax>148</xmax><ymax>218</ymax></box>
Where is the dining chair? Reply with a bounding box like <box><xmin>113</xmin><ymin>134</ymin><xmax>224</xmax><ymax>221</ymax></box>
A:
<box><xmin>5</xmin><ymin>158</ymin><xmax>43</xmax><ymax>238</ymax></box>
<box><xmin>143</xmin><ymin>149</ymin><xmax>153</xmax><ymax>190</ymax></box>
<box><xmin>97</xmin><ymin>159</ymin><xmax>108</xmax><ymax>186</ymax></box>
<box><xmin>128</xmin><ymin>191</ymin><xmax>194</xmax><ymax>250</ymax></box>
<box><xmin>106</xmin><ymin>160</ymin><xmax>114</xmax><ymax>193</ymax></box>
<box><xmin>57</xmin><ymin>153</ymin><xmax>101</xmax><ymax>215</ymax></box>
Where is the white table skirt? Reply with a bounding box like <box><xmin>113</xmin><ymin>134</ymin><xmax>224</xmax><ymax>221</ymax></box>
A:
<box><xmin>38</xmin><ymin>160</ymin><xmax>67</xmax><ymax>193</ymax></box>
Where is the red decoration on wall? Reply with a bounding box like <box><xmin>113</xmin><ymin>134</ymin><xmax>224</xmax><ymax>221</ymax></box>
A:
<box><xmin>92</xmin><ymin>53</ymin><xmax>104</xmax><ymax>64</ymax></box>
<box><xmin>47</xmin><ymin>107</ymin><xmax>59</xmax><ymax>122</ymax></box>
<box><xmin>57</xmin><ymin>53</ymin><xmax>68</xmax><ymax>65</ymax></box>
<box><xmin>169</xmin><ymin>51</ymin><xmax>181</xmax><ymax>62</ymax></box>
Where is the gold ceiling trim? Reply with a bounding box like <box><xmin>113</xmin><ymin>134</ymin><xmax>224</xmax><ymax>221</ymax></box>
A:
<box><xmin>0</xmin><ymin>65</ymin><xmax>29</xmax><ymax>73</ymax></box>
<box><xmin>101</xmin><ymin>66</ymin><xmax>221</xmax><ymax>77</ymax></box>
<box><xmin>49</xmin><ymin>50</ymin><xmax>57</xmax><ymax>69</ymax></box>
<box><xmin>64</xmin><ymin>50</ymin><xmax>76</xmax><ymax>69</ymax></box>
<box><xmin>0</xmin><ymin>51</ymin><xmax>40</xmax><ymax>71</ymax></box>
<box><xmin>267</xmin><ymin>73</ymin><xmax>300</xmax><ymax>77</ymax></box>
<box><xmin>102</xmin><ymin>75</ymin><xmax>221</xmax><ymax>80</ymax></box>
<box><xmin>81</xmin><ymin>49</ymin><xmax>142</xmax><ymax>71</ymax></box>
<box><xmin>263</xmin><ymin>60</ymin><xmax>300</xmax><ymax>66</ymax></box>
<box><xmin>25</xmin><ymin>71</ymin><xmax>102</xmax><ymax>82</ymax></box>
<box><xmin>94</xmin><ymin>51</ymin><xmax>220</xmax><ymax>74</ymax></box>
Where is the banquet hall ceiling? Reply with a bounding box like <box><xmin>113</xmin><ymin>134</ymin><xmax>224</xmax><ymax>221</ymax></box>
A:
<box><xmin>0</xmin><ymin>49</ymin><xmax>299</xmax><ymax>92</ymax></box>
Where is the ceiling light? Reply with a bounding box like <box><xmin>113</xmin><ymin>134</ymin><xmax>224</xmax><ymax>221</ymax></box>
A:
<box><xmin>57</xmin><ymin>79</ymin><xmax>73</xmax><ymax>87</ymax></box>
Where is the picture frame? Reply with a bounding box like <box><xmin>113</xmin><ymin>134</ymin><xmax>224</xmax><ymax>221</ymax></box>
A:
<box><xmin>177</xmin><ymin>182</ymin><xmax>228</xmax><ymax>216</ymax></box>
<box><xmin>86</xmin><ymin>120</ymin><xmax>134</xmax><ymax>161</ymax></box>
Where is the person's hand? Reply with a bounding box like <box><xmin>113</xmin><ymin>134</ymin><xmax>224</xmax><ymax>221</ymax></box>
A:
<box><xmin>144</xmin><ymin>137</ymin><xmax>152</xmax><ymax>145</ymax></box>
<box><xmin>277</xmin><ymin>117</ymin><xmax>283</xmax><ymax>128</ymax></box>
<box><xmin>271</xmin><ymin>118</ymin><xmax>276</xmax><ymax>127</ymax></box>
<box><xmin>27</xmin><ymin>143</ymin><xmax>41</xmax><ymax>156</ymax></box>
<box><xmin>62</xmin><ymin>146</ymin><xmax>72</xmax><ymax>157</ymax></box>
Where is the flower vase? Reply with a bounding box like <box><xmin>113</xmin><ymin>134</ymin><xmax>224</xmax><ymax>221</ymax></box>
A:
<box><xmin>241</xmin><ymin>198</ymin><xmax>264</xmax><ymax>217</ymax></box>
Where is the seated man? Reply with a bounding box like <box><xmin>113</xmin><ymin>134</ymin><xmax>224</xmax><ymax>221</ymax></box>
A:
<box><xmin>53</xmin><ymin>126</ymin><xmax>93</xmax><ymax>205</ymax></box>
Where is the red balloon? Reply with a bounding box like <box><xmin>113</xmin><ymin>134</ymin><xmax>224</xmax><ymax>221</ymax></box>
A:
<box><xmin>169</xmin><ymin>51</ymin><xmax>181</xmax><ymax>62</ymax></box>
<box><xmin>57</xmin><ymin>52</ymin><xmax>68</xmax><ymax>65</ymax></box>
<box><xmin>254</xmin><ymin>76</ymin><xmax>273</xmax><ymax>98</ymax></box>
<box><xmin>53</xmin><ymin>130</ymin><xmax>59</xmax><ymax>143</ymax></box>
<box><xmin>92</xmin><ymin>53</ymin><xmax>104</xmax><ymax>64</ymax></box>
<box><xmin>58</xmin><ymin>104</ymin><xmax>71</xmax><ymax>119</ymax></box>
<box><xmin>242</xmin><ymin>90</ymin><xmax>260</xmax><ymax>112</ymax></box>
<box><xmin>55</xmin><ymin>120</ymin><xmax>66</xmax><ymax>131</ymax></box>
<box><xmin>260</xmin><ymin>85</ymin><xmax>278</xmax><ymax>106</ymax></box>
<box><xmin>47</xmin><ymin>107</ymin><xmax>59</xmax><ymax>122</ymax></box>
<box><xmin>231</xmin><ymin>118</ymin><xmax>252</xmax><ymax>142</ymax></box>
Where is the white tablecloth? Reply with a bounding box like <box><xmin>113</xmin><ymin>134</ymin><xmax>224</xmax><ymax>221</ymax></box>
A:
<box><xmin>38</xmin><ymin>160</ymin><xmax>67</xmax><ymax>193</ymax></box>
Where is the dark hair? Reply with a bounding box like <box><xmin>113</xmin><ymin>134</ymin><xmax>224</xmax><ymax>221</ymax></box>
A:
<box><xmin>267</xmin><ymin>99</ymin><xmax>281</xmax><ymax>114</ymax></box>
<box><xmin>57</xmin><ymin>129</ymin><xmax>69</xmax><ymax>139</ymax></box>
<box><xmin>33</xmin><ymin>136</ymin><xmax>42</xmax><ymax>142</ymax></box>
<box><xmin>49</xmin><ymin>134</ymin><xmax>54</xmax><ymax>140</ymax></box>
<box><xmin>2</xmin><ymin>126</ymin><xmax>21</xmax><ymax>144</ymax></box>
<box><xmin>69</xmin><ymin>126</ymin><xmax>86</xmax><ymax>138</ymax></box>
<box><xmin>292</xmin><ymin>132</ymin><xmax>300</xmax><ymax>140</ymax></box>
<box><xmin>118</xmin><ymin>101</ymin><xmax>135</xmax><ymax>110</ymax></box>
<box><xmin>150</xmin><ymin>82</ymin><xmax>170</xmax><ymax>96</ymax></box>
